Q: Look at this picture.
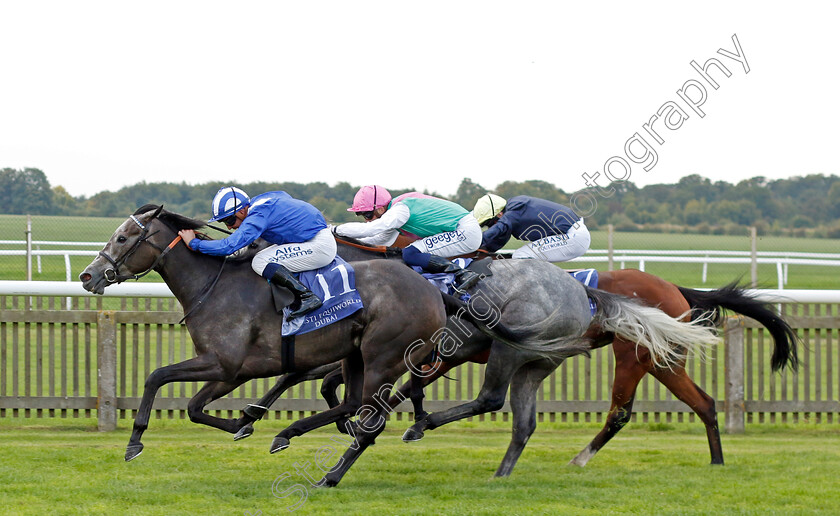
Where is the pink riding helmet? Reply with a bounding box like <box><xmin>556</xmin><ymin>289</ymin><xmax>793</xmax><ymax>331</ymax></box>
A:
<box><xmin>347</xmin><ymin>185</ymin><xmax>392</xmax><ymax>212</ymax></box>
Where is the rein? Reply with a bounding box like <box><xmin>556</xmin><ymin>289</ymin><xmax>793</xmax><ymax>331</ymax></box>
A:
<box><xmin>178</xmin><ymin>255</ymin><xmax>229</xmax><ymax>324</ymax></box>
<box><xmin>333</xmin><ymin>236</ymin><xmax>403</xmax><ymax>258</ymax></box>
<box><xmin>100</xmin><ymin>208</ymin><xmax>230</xmax><ymax>324</ymax></box>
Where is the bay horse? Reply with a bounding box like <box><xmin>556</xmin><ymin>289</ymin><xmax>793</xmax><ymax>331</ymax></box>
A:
<box><xmin>78</xmin><ymin>205</ymin><xmax>572</xmax><ymax>487</ymax></box>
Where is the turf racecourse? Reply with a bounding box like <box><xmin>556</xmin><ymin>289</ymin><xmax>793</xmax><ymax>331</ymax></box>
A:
<box><xmin>1</xmin><ymin>418</ymin><xmax>838</xmax><ymax>515</ymax></box>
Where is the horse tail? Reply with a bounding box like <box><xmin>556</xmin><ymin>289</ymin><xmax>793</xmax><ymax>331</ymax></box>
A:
<box><xmin>439</xmin><ymin>292</ymin><xmax>591</xmax><ymax>362</ymax></box>
<box><xmin>677</xmin><ymin>283</ymin><xmax>799</xmax><ymax>371</ymax></box>
<box><xmin>584</xmin><ymin>285</ymin><xmax>721</xmax><ymax>370</ymax></box>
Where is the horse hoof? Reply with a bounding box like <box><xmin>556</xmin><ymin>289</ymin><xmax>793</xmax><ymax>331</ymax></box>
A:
<box><xmin>125</xmin><ymin>443</ymin><xmax>144</xmax><ymax>462</ymax></box>
<box><xmin>233</xmin><ymin>424</ymin><xmax>254</xmax><ymax>441</ymax></box>
<box><xmin>402</xmin><ymin>427</ymin><xmax>425</xmax><ymax>442</ymax></box>
<box><xmin>270</xmin><ymin>436</ymin><xmax>290</xmax><ymax>454</ymax></box>
<box><xmin>314</xmin><ymin>477</ymin><xmax>338</xmax><ymax>488</ymax></box>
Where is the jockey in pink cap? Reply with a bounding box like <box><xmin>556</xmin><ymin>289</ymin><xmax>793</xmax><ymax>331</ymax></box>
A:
<box><xmin>336</xmin><ymin>185</ymin><xmax>482</xmax><ymax>291</ymax></box>
<box><xmin>345</xmin><ymin>185</ymin><xmax>432</xmax><ymax>245</ymax></box>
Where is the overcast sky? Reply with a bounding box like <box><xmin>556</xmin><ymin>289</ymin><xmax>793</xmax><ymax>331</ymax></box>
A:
<box><xmin>1</xmin><ymin>1</ymin><xmax>838</xmax><ymax>199</ymax></box>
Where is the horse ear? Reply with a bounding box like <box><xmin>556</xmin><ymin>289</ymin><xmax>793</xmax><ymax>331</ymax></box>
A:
<box><xmin>151</xmin><ymin>204</ymin><xmax>164</xmax><ymax>220</ymax></box>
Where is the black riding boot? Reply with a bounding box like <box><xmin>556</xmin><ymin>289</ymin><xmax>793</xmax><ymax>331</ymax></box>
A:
<box><xmin>425</xmin><ymin>255</ymin><xmax>482</xmax><ymax>291</ymax></box>
<box><xmin>270</xmin><ymin>265</ymin><xmax>323</xmax><ymax>318</ymax></box>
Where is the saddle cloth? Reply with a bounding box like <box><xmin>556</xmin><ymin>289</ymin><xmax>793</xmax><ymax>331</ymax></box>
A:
<box><xmin>568</xmin><ymin>268</ymin><xmax>599</xmax><ymax>315</ymax></box>
<box><xmin>281</xmin><ymin>256</ymin><xmax>364</xmax><ymax>336</ymax></box>
<box><xmin>411</xmin><ymin>257</ymin><xmax>474</xmax><ymax>301</ymax></box>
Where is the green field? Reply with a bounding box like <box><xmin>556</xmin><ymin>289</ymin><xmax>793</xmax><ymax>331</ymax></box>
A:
<box><xmin>0</xmin><ymin>418</ymin><xmax>838</xmax><ymax>515</ymax></box>
<box><xmin>2</xmin><ymin>214</ymin><xmax>839</xmax><ymax>515</ymax></box>
<box><xmin>2</xmin><ymin>214</ymin><xmax>838</xmax><ymax>287</ymax></box>
<box><xmin>0</xmin><ymin>214</ymin><xmax>229</xmax><ymax>283</ymax></box>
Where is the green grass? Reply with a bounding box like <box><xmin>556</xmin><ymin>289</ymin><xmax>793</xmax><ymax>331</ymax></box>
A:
<box><xmin>508</xmin><ymin>230</ymin><xmax>840</xmax><ymax>289</ymax></box>
<box><xmin>0</xmin><ymin>418</ymin><xmax>838</xmax><ymax>515</ymax></box>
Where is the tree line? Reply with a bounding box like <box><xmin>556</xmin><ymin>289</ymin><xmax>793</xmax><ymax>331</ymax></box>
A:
<box><xmin>2</xmin><ymin>167</ymin><xmax>839</xmax><ymax>238</ymax></box>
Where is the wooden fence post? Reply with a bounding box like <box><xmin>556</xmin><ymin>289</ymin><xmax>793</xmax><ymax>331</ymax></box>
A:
<box><xmin>97</xmin><ymin>311</ymin><xmax>118</xmax><ymax>431</ymax></box>
<box><xmin>750</xmin><ymin>226</ymin><xmax>758</xmax><ymax>288</ymax></box>
<box><xmin>724</xmin><ymin>317</ymin><xmax>745</xmax><ymax>433</ymax></box>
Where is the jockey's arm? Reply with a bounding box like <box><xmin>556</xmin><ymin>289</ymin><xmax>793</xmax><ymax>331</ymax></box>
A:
<box><xmin>335</xmin><ymin>203</ymin><xmax>410</xmax><ymax>239</ymax></box>
<box><xmin>357</xmin><ymin>230</ymin><xmax>400</xmax><ymax>247</ymax></box>
<box><xmin>189</xmin><ymin>215</ymin><xmax>266</xmax><ymax>256</ymax></box>
<box><xmin>480</xmin><ymin>217</ymin><xmax>513</xmax><ymax>253</ymax></box>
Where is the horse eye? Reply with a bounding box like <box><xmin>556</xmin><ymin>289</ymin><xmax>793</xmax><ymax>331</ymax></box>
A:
<box><xmin>117</xmin><ymin>236</ymin><xmax>127</xmax><ymax>243</ymax></box>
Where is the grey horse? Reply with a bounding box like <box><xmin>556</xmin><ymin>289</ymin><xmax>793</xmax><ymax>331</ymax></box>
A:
<box><xmin>79</xmin><ymin>205</ymin><xmax>577</xmax><ymax>487</ymax></box>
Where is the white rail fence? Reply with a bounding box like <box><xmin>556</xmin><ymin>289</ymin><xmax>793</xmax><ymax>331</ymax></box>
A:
<box><xmin>2</xmin><ymin>280</ymin><xmax>840</xmax><ymax>303</ymax></box>
<box><xmin>4</xmin><ymin>240</ymin><xmax>840</xmax><ymax>289</ymax></box>
<box><xmin>2</xmin><ymin>281</ymin><xmax>839</xmax><ymax>431</ymax></box>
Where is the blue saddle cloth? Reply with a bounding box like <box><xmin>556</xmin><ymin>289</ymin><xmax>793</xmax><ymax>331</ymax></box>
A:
<box><xmin>282</xmin><ymin>256</ymin><xmax>364</xmax><ymax>336</ymax></box>
<box><xmin>411</xmin><ymin>257</ymin><xmax>473</xmax><ymax>301</ymax></box>
<box><xmin>568</xmin><ymin>268</ymin><xmax>598</xmax><ymax>316</ymax></box>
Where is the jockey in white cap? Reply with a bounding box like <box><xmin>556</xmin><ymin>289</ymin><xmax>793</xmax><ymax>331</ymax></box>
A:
<box><xmin>472</xmin><ymin>193</ymin><xmax>590</xmax><ymax>262</ymax></box>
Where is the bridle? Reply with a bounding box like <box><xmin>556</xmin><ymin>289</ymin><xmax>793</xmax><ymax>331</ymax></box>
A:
<box><xmin>99</xmin><ymin>210</ymin><xmax>182</xmax><ymax>284</ymax></box>
<box><xmin>99</xmin><ymin>207</ymin><xmax>230</xmax><ymax>324</ymax></box>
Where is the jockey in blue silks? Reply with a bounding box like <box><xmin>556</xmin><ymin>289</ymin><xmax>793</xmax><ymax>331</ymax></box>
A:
<box><xmin>178</xmin><ymin>186</ymin><xmax>336</xmax><ymax>318</ymax></box>
<box><xmin>472</xmin><ymin>194</ymin><xmax>591</xmax><ymax>262</ymax></box>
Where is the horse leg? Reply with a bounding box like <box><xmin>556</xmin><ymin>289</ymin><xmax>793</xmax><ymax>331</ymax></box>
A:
<box><xmin>326</xmin><ymin>357</ymin><xmax>462</xmax><ymax>436</ymax></box>
<box><xmin>126</xmin><ymin>355</ymin><xmax>226</xmax><ymax>461</ymax></box>
<box><xmin>404</xmin><ymin>342</ymin><xmax>523</xmax><ymax>441</ymax></box>
<box><xmin>320</xmin><ymin>366</ymin><xmax>351</xmax><ymax>434</ymax></box>
<box><xmin>651</xmin><ymin>366</ymin><xmax>723</xmax><ymax>465</ymax></box>
<box><xmin>317</xmin><ymin>382</ymin><xmax>396</xmax><ymax>488</ymax></box>
<box><xmin>402</xmin><ymin>359</ymin><xmax>460</xmax><ymax>427</ymax></box>
<box><xmin>569</xmin><ymin>339</ymin><xmax>648</xmax><ymax>467</ymax></box>
<box><xmin>270</xmin><ymin>355</ymin><xmax>365</xmax><ymax>453</ymax></box>
<box><xmin>495</xmin><ymin>358</ymin><xmax>557</xmax><ymax>477</ymax></box>
<box><xmin>321</xmin><ymin>366</ymin><xmax>345</xmax><ymax>409</ymax></box>
<box><xmin>408</xmin><ymin>373</ymin><xmax>427</xmax><ymax>422</ymax></box>
<box><xmin>233</xmin><ymin>364</ymin><xmax>341</xmax><ymax>441</ymax></box>
<box><xmin>186</xmin><ymin>379</ymin><xmax>248</xmax><ymax>433</ymax></box>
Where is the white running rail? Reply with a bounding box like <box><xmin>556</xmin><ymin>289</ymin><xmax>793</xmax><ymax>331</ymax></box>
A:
<box><xmin>1</xmin><ymin>281</ymin><xmax>840</xmax><ymax>303</ymax></box>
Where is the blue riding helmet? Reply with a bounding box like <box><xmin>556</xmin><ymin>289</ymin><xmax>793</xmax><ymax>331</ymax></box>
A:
<box><xmin>210</xmin><ymin>187</ymin><xmax>251</xmax><ymax>222</ymax></box>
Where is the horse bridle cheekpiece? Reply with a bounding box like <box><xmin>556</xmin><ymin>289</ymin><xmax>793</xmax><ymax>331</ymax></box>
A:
<box><xmin>99</xmin><ymin>206</ymin><xmax>182</xmax><ymax>283</ymax></box>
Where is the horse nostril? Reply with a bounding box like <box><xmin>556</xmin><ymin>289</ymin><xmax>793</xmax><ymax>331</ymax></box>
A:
<box><xmin>79</xmin><ymin>272</ymin><xmax>91</xmax><ymax>282</ymax></box>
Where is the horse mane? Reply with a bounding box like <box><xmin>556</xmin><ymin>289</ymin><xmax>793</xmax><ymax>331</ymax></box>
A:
<box><xmin>134</xmin><ymin>204</ymin><xmax>206</xmax><ymax>231</ymax></box>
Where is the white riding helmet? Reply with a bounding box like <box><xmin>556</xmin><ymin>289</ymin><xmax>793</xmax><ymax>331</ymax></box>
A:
<box><xmin>210</xmin><ymin>186</ymin><xmax>251</xmax><ymax>222</ymax></box>
<box><xmin>472</xmin><ymin>193</ymin><xmax>507</xmax><ymax>225</ymax></box>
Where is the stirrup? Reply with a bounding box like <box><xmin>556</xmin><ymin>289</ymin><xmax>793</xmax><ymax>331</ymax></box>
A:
<box><xmin>289</xmin><ymin>293</ymin><xmax>323</xmax><ymax>318</ymax></box>
<box><xmin>453</xmin><ymin>270</ymin><xmax>482</xmax><ymax>292</ymax></box>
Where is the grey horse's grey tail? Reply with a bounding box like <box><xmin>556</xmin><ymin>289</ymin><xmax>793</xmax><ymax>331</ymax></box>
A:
<box><xmin>439</xmin><ymin>292</ymin><xmax>590</xmax><ymax>361</ymax></box>
<box><xmin>583</xmin><ymin>285</ymin><xmax>720</xmax><ymax>369</ymax></box>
